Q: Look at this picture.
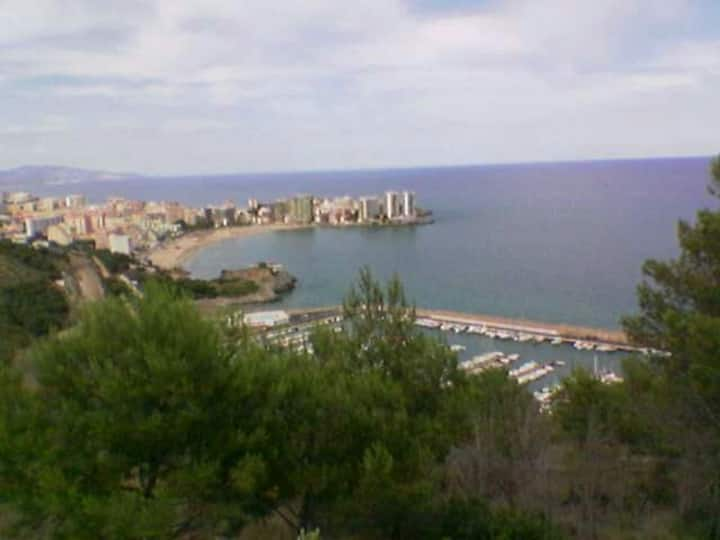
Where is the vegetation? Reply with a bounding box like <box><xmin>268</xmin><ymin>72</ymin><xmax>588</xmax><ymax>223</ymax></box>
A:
<box><xmin>0</xmin><ymin>275</ymin><xmax>556</xmax><ymax>539</ymax></box>
<box><xmin>0</xmin><ymin>241</ymin><xmax>70</xmax><ymax>363</ymax></box>
<box><xmin>94</xmin><ymin>248</ymin><xmax>133</xmax><ymax>274</ymax></box>
<box><xmin>149</xmin><ymin>274</ymin><xmax>259</xmax><ymax>299</ymax></box>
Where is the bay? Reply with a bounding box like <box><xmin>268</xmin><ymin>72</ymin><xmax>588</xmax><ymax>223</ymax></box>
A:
<box><xmin>29</xmin><ymin>156</ymin><xmax>714</xmax><ymax>328</ymax></box>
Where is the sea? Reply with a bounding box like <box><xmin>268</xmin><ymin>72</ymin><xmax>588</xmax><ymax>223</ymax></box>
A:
<box><xmin>24</xmin><ymin>156</ymin><xmax>716</xmax><ymax>384</ymax></box>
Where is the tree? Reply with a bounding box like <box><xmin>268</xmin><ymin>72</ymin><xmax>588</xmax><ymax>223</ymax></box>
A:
<box><xmin>621</xmin><ymin>154</ymin><xmax>720</xmax><ymax>537</ymax></box>
<box><xmin>0</xmin><ymin>284</ymin><xmax>263</xmax><ymax>538</ymax></box>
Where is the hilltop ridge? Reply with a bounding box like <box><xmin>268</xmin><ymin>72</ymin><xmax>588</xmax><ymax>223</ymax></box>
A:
<box><xmin>0</xmin><ymin>165</ymin><xmax>142</xmax><ymax>187</ymax></box>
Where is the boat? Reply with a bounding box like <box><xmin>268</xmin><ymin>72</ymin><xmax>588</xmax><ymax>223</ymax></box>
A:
<box><xmin>415</xmin><ymin>318</ymin><xmax>440</xmax><ymax>329</ymax></box>
<box><xmin>440</xmin><ymin>323</ymin><xmax>453</xmax><ymax>332</ymax></box>
<box><xmin>600</xmin><ymin>372</ymin><xmax>624</xmax><ymax>384</ymax></box>
<box><xmin>550</xmin><ymin>337</ymin><xmax>563</xmax><ymax>345</ymax></box>
<box><xmin>461</xmin><ymin>352</ymin><xmax>505</xmax><ymax>373</ymax></box>
<box><xmin>507</xmin><ymin>353</ymin><xmax>520</xmax><ymax>362</ymax></box>
<box><xmin>497</xmin><ymin>355</ymin><xmax>514</xmax><ymax>366</ymax></box>
<box><xmin>516</xmin><ymin>364</ymin><xmax>555</xmax><ymax>385</ymax></box>
<box><xmin>517</xmin><ymin>333</ymin><xmax>533</xmax><ymax>343</ymax></box>
<box><xmin>450</xmin><ymin>344</ymin><xmax>466</xmax><ymax>352</ymax></box>
<box><xmin>509</xmin><ymin>361</ymin><xmax>539</xmax><ymax>378</ymax></box>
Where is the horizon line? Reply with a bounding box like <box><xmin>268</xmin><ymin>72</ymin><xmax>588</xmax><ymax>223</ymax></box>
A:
<box><xmin>3</xmin><ymin>153</ymin><xmax>713</xmax><ymax>180</ymax></box>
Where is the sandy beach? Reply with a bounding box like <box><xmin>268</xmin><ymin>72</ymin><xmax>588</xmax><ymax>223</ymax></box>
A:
<box><xmin>147</xmin><ymin>224</ymin><xmax>307</xmax><ymax>270</ymax></box>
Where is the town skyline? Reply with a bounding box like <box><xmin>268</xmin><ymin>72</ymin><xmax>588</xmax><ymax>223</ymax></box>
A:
<box><xmin>0</xmin><ymin>187</ymin><xmax>428</xmax><ymax>255</ymax></box>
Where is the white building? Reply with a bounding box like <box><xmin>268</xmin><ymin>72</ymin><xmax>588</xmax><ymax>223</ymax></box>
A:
<box><xmin>385</xmin><ymin>191</ymin><xmax>400</xmax><ymax>219</ymax></box>
<box><xmin>402</xmin><ymin>191</ymin><xmax>416</xmax><ymax>218</ymax></box>
<box><xmin>109</xmin><ymin>233</ymin><xmax>133</xmax><ymax>255</ymax></box>
<box><xmin>244</xmin><ymin>310</ymin><xmax>290</xmax><ymax>328</ymax></box>
<box><xmin>8</xmin><ymin>192</ymin><xmax>34</xmax><ymax>204</ymax></box>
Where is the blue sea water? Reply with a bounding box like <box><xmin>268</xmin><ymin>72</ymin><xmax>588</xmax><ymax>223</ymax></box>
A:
<box><xmin>30</xmin><ymin>157</ymin><xmax>715</xmax><ymax>330</ymax></box>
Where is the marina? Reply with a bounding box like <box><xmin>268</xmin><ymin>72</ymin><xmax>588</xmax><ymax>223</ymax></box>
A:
<box><xmin>286</xmin><ymin>305</ymin><xmax>657</xmax><ymax>354</ymax></box>
<box><xmin>275</xmin><ymin>305</ymin><xmax>640</xmax><ymax>398</ymax></box>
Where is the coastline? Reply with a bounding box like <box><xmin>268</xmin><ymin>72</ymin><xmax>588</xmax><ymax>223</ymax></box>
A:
<box><xmin>146</xmin><ymin>218</ymin><xmax>432</xmax><ymax>271</ymax></box>
<box><xmin>146</xmin><ymin>224</ymin><xmax>310</xmax><ymax>270</ymax></box>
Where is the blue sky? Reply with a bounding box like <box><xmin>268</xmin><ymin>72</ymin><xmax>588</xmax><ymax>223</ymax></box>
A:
<box><xmin>1</xmin><ymin>0</ymin><xmax>719</xmax><ymax>175</ymax></box>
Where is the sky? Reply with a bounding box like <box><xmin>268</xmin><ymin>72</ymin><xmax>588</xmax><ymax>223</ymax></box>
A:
<box><xmin>0</xmin><ymin>0</ymin><xmax>719</xmax><ymax>175</ymax></box>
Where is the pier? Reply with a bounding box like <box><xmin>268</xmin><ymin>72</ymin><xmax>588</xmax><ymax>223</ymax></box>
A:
<box><xmin>283</xmin><ymin>305</ymin><xmax>635</xmax><ymax>350</ymax></box>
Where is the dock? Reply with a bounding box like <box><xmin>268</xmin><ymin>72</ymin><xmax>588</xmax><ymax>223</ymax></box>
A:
<box><xmin>284</xmin><ymin>305</ymin><xmax>632</xmax><ymax>349</ymax></box>
<box><xmin>415</xmin><ymin>308</ymin><xmax>628</xmax><ymax>346</ymax></box>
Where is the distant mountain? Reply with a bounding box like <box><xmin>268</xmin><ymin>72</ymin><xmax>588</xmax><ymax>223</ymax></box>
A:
<box><xmin>0</xmin><ymin>165</ymin><xmax>142</xmax><ymax>188</ymax></box>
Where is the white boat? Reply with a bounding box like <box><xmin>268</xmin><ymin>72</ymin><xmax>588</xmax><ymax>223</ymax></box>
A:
<box><xmin>415</xmin><ymin>318</ymin><xmax>441</xmax><ymax>329</ymax></box>
<box><xmin>440</xmin><ymin>323</ymin><xmax>453</xmax><ymax>332</ymax></box>
<box><xmin>551</xmin><ymin>337</ymin><xmax>563</xmax><ymax>345</ymax></box>
<box><xmin>600</xmin><ymin>372</ymin><xmax>624</xmax><ymax>384</ymax></box>
<box><xmin>516</xmin><ymin>364</ymin><xmax>555</xmax><ymax>385</ymax></box>
<box><xmin>517</xmin><ymin>333</ymin><xmax>533</xmax><ymax>343</ymax></box>
<box><xmin>507</xmin><ymin>353</ymin><xmax>520</xmax><ymax>362</ymax></box>
<box><xmin>573</xmin><ymin>340</ymin><xmax>594</xmax><ymax>350</ymax></box>
<box><xmin>450</xmin><ymin>344</ymin><xmax>466</xmax><ymax>352</ymax></box>
<box><xmin>461</xmin><ymin>352</ymin><xmax>505</xmax><ymax>373</ymax></box>
<box><xmin>509</xmin><ymin>361</ymin><xmax>539</xmax><ymax>378</ymax></box>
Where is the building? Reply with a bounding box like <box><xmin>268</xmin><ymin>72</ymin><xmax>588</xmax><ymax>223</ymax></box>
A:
<box><xmin>39</xmin><ymin>197</ymin><xmax>62</xmax><ymax>212</ymax></box>
<box><xmin>64</xmin><ymin>212</ymin><xmax>93</xmax><ymax>235</ymax></box>
<box><xmin>24</xmin><ymin>215</ymin><xmax>63</xmax><ymax>238</ymax></box>
<box><xmin>359</xmin><ymin>196</ymin><xmax>381</xmax><ymax>222</ymax></box>
<box><xmin>8</xmin><ymin>192</ymin><xmax>34</xmax><ymax>204</ymax></box>
<box><xmin>270</xmin><ymin>200</ymin><xmax>288</xmax><ymax>223</ymax></box>
<box><xmin>47</xmin><ymin>224</ymin><xmax>74</xmax><ymax>246</ymax></box>
<box><xmin>109</xmin><ymin>233</ymin><xmax>132</xmax><ymax>255</ymax></box>
<box><xmin>289</xmin><ymin>195</ymin><xmax>314</xmax><ymax>224</ymax></box>
<box><xmin>402</xmin><ymin>191</ymin><xmax>416</xmax><ymax>218</ymax></box>
<box><xmin>65</xmin><ymin>194</ymin><xmax>87</xmax><ymax>209</ymax></box>
<box><xmin>385</xmin><ymin>191</ymin><xmax>400</xmax><ymax>219</ymax></box>
<box><xmin>243</xmin><ymin>310</ymin><xmax>290</xmax><ymax>328</ymax></box>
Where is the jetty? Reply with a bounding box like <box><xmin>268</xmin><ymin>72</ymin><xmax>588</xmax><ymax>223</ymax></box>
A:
<box><xmin>284</xmin><ymin>305</ymin><xmax>636</xmax><ymax>350</ymax></box>
<box><xmin>415</xmin><ymin>309</ymin><xmax>629</xmax><ymax>346</ymax></box>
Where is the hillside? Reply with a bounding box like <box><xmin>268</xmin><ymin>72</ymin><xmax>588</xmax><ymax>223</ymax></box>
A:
<box><xmin>0</xmin><ymin>165</ymin><xmax>141</xmax><ymax>187</ymax></box>
<box><xmin>0</xmin><ymin>242</ymin><xmax>70</xmax><ymax>362</ymax></box>
<box><xmin>0</xmin><ymin>254</ymin><xmax>46</xmax><ymax>287</ymax></box>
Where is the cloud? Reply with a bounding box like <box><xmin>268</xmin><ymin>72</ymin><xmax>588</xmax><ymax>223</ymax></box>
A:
<box><xmin>0</xmin><ymin>0</ymin><xmax>717</xmax><ymax>174</ymax></box>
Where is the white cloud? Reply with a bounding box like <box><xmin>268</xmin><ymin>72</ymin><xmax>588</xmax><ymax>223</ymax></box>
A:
<box><xmin>0</xmin><ymin>0</ymin><xmax>717</xmax><ymax>173</ymax></box>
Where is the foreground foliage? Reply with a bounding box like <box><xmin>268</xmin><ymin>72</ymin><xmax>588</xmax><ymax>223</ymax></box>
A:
<box><xmin>0</xmin><ymin>276</ymin><xmax>556</xmax><ymax>539</ymax></box>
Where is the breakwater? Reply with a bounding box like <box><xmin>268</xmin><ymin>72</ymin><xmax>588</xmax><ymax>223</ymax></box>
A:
<box><xmin>284</xmin><ymin>305</ymin><xmax>638</xmax><ymax>351</ymax></box>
